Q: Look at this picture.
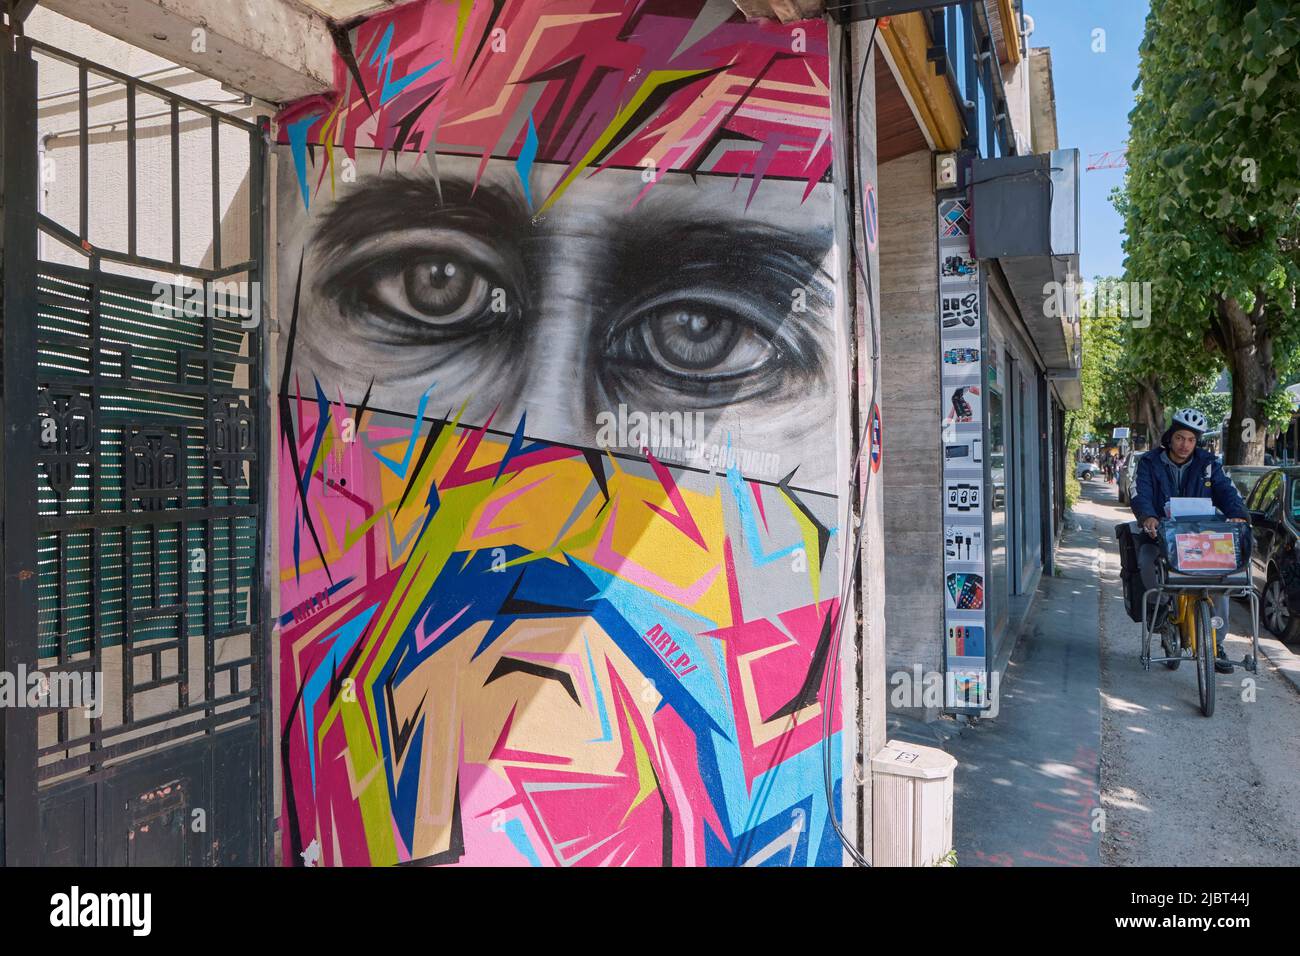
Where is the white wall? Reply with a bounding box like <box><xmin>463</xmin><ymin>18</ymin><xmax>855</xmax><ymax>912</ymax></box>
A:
<box><xmin>28</xmin><ymin>6</ymin><xmax>272</xmax><ymax>282</ymax></box>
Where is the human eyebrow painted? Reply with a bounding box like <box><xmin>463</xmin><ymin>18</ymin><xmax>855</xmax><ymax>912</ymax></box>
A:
<box><xmin>311</xmin><ymin>174</ymin><xmax>534</xmax><ymax>258</ymax></box>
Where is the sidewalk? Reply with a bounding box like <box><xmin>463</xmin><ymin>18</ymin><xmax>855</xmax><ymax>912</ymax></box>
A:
<box><xmin>946</xmin><ymin>498</ymin><xmax>1106</xmax><ymax>867</ymax></box>
<box><xmin>941</xmin><ymin>480</ymin><xmax>1300</xmax><ymax>867</ymax></box>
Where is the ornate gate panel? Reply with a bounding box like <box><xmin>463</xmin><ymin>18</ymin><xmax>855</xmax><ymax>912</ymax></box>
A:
<box><xmin>1</xmin><ymin>34</ymin><xmax>271</xmax><ymax>866</ymax></box>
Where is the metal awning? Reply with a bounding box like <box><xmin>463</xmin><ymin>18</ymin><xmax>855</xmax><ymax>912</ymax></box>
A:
<box><xmin>971</xmin><ymin>149</ymin><xmax>1083</xmax><ymax>408</ymax></box>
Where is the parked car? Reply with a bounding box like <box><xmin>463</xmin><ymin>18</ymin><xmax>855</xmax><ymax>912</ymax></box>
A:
<box><xmin>1244</xmin><ymin>467</ymin><xmax>1300</xmax><ymax>642</ymax></box>
<box><xmin>1076</xmin><ymin>460</ymin><xmax>1097</xmax><ymax>480</ymax></box>
<box><xmin>1223</xmin><ymin>464</ymin><xmax>1271</xmax><ymax>502</ymax></box>
<box><xmin>1117</xmin><ymin>451</ymin><xmax>1147</xmax><ymax>506</ymax></box>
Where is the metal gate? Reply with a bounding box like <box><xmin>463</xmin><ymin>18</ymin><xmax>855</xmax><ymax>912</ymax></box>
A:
<box><xmin>1</xmin><ymin>26</ymin><xmax>271</xmax><ymax>865</ymax></box>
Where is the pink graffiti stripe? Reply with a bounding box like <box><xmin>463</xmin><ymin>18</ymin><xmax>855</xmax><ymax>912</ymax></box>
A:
<box><xmin>440</xmin><ymin>418</ymin><xmax>578</xmax><ymax>489</ymax></box>
<box><xmin>595</xmin><ymin>500</ymin><xmax>719</xmax><ymax>606</ymax></box>
<box><xmin>749</xmin><ymin>480</ymin><xmax>769</xmax><ymax>533</ymax></box>
<box><xmin>472</xmin><ymin>475</ymin><xmax>552</xmax><ymax>540</ymax></box>
<box><xmin>415</xmin><ymin>603</ymin><xmax>471</xmax><ymax>653</ymax></box>
<box><xmin>643</xmin><ymin>450</ymin><xmax>708</xmax><ymax>551</ymax></box>
<box><xmin>491</xmin><ymin>705</ymin><xmax>575</xmax><ymax>766</ymax></box>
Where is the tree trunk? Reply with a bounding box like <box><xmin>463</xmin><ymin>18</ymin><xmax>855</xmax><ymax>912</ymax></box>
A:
<box><xmin>1217</xmin><ymin>294</ymin><xmax>1274</xmax><ymax>466</ymax></box>
<box><xmin>1129</xmin><ymin>376</ymin><xmax>1164</xmax><ymax>447</ymax></box>
<box><xmin>1225</xmin><ymin>366</ymin><xmax>1269</xmax><ymax>464</ymax></box>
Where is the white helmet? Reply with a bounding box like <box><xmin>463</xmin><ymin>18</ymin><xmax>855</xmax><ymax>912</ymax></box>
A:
<box><xmin>1170</xmin><ymin>407</ymin><xmax>1208</xmax><ymax>436</ymax></box>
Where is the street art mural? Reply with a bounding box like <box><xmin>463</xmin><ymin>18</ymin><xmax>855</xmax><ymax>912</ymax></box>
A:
<box><xmin>275</xmin><ymin>0</ymin><xmax>849</xmax><ymax>866</ymax></box>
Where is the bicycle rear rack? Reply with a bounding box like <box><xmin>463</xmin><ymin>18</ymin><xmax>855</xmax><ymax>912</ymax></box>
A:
<box><xmin>1140</xmin><ymin>579</ymin><xmax>1260</xmax><ymax>673</ymax></box>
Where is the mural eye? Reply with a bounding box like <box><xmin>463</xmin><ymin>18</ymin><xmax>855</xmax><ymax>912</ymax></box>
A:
<box><xmin>615</xmin><ymin>303</ymin><xmax>776</xmax><ymax>381</ymax></box>
<box><xmin>651</xmin><ymin>311</ymin><xmax>741</xmax><ymax>370</ymax></box>
<box><xmin>367</xmin><ymin>255</ymin><xmax>494</xmax><ymax>327</ymax></box>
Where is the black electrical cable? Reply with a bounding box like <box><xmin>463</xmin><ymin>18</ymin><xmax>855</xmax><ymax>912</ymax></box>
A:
<box><xmin>818</xmin><ymin>16</ymin><xmax>880</xmax><ymax>869</ymax></box>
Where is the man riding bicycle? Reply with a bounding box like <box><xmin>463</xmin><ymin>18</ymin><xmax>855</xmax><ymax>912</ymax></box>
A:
<box><xmin>1129</xmin><ymin>407</ymin><xmax>1249</xmax><ymax>674</ymax></box>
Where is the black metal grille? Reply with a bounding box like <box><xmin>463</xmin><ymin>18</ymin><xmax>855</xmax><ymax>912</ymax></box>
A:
<box><xmin>32</xmin><ymin>262</ymin><xmax>264</xmax><ymax>781</ymax></box>
<box><xmin>11</xmin><ymin>40</ymin><xmax>270</xmax><ymax>788</ymax></box>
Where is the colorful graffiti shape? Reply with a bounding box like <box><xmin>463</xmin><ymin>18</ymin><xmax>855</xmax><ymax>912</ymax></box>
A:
<box><xmin>277</xmin><ymin>0</ymin><xmax>832</xmax><ymax>211</ymax></box>
<box><xmin>275</xmin><ymin>0</ymin><xmax>848</xmax><ymax>868</ymax></box>
<box><xmin>278</xmin><ymin>370</ymin><xmax>845</xmax><ymax>866</ymax></box>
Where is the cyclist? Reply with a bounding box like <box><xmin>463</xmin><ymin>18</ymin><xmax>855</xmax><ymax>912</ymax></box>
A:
<box><xmin>1130</xmin><ymin>407</ymin><xmax>1249</xmax><ymax>674</ymax></box>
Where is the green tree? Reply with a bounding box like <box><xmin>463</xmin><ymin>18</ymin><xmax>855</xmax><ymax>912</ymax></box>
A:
<box><xmin>1078</xmin><ymin>276</ymin><xmax>1182</xmax><ymax>445</ymax></box>
<box><xmin>1121</xmin><ymin>0</ymin><xmax>1300</xmax><ymax>464</ymax></box>
<box><xmin>1067</xmin><ymin>279</ymin><xmax>1129</xmax><ymax>459</ymax></box>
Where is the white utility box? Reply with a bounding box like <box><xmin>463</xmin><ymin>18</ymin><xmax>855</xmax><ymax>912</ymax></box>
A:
<box><xmin>871</xmin><ymin>739</ymin><xmax>957</xmax><ymax>867</ymax></box>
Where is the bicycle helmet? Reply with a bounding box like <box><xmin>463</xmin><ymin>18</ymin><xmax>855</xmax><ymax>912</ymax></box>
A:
<box><xmin>1170</xmin><ymin>407</ymin><xmax>1208</xmax><ymax>436</ymax></box>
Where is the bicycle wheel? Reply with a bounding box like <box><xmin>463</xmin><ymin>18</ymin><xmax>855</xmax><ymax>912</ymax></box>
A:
<box><xmin>1195</xmin><ymin>599</ymin><xmax>1216</xmax><ymax>717</ymax></box>
<box><xmin>1161</xmin><ymin>622</ymin><xmax>1181</xmax><ymax>670</ymax></box>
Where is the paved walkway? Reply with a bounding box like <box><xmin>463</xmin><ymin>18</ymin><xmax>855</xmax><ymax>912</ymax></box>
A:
<box><xmin>946</xmin><ymin>492</ymin><xmax>1104</xmax><ymax>867</ymax></box>
<box><xmin>944</xmin><ymin>479</ymin><xmax>1300</xmax><ymax>867</ymax></box>
<box><xmin>1086</xmin><ymin>483</ymin><xmax>1300</xmax><ymax>866</ymax></box>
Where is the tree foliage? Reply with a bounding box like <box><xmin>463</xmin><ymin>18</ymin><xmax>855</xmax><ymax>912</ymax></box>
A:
<box><xmin>1186</xmin><ymin>384</ymin><xmax>1233</xmax><ymax>432</ymax></box>
<box><xmin>1120</xmin><ymin>0</ymin><xmax>1300</xmax><ymax>463</ymax></box>
<box><xmin>1066</xmin><ymin>279</ymin><xmax>1137</xmax><ymax>474</ymax></box>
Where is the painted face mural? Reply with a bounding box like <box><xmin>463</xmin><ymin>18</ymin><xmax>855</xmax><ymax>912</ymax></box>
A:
<box><xmin>277</xmin><ymin>0</ymin><xmax>849</xmax><ymax>866</ymax></box>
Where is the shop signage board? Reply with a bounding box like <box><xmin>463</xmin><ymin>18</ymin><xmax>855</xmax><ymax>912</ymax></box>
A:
<box><xmin>937</xmin><ymin>196</ymin><xmax>991</xmax><ymax>712</ymax></box>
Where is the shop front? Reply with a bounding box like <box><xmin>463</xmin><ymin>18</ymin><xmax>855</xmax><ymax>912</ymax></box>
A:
<box><xmin>983</xmin><ymin>268</ymin><xmax>1061</xmax><ymax>665</ymax></box>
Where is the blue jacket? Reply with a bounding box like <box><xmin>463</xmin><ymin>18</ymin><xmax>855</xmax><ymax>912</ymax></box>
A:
<box><xmin>1130</xmin><ymin>447</ymin><xmax>1248</xmax><ymax>523</ymax></box>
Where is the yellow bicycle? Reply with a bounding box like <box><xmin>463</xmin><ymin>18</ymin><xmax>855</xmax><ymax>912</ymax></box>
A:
<box><xmin>1141</xmin><ymin>547</ymin><xmax>1259</xmax><ymax>718</ymax></box>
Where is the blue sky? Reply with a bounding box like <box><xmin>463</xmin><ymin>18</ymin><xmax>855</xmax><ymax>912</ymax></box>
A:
<box><xmin>1025</xmin><ymin>0</ymin><xmax>1150</xmax><ymax>280</ymax></box>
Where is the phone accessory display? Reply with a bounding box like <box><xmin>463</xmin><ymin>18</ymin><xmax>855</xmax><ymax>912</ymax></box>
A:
<box><xmin>941</xmin><ymin>254</ymin><xmax>978</xmax><ymax>279</ymax></box>
<box><xmin>947</xmin><ymin>625</ymin><xmax>986</xmax><ymax>657</ymax></box>
<box><xmin>944</xmin><ymin>526</ymin><xmax>983</xmax><ymax>561</ymax></box>
<box><xmin>950</xmin><ymin>670</ymin><xmax>987</xmax><ymax>707</ymax></box>
<box><xmin>945</xmin><ymin>385</ymin><xmax>981</xmax><ymax>424</ymax></box>
<box><xmin>946</xmin><ymin>482</ymin><xmax>981</xmax><ymax>513</ymax></box>
<box><xmin>936</xmin><ymin>196</ymin><xmax>989</xmax><ymax>710</ymax></box>
<box><xmin>946</xmin><ymin>573</ymin><xmax>985</xmax><ymax>610</ymax></box>
<box><xmin>940</xmin><ymin>199</ymin><xmax>972</xmax><ymax>238</ymax></box>
<box><xmin>941</xmin><ymin>292</ymin><xmax>979</xmax><ymax>329</ymax></box>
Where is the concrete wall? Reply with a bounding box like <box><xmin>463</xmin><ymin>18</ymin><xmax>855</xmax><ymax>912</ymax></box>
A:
<box><xmin>844</xmin><ymin>18</ymin><xmax>884</xmax><ymax>861</ymax></box>
<box><xmin>1001</xmin><ymin>55</ymin><xmax>1033</xmax><ymax>156</ymax></box>
<box><xmin>878</xmin><ymin>148</ymin><xmax>943</xmax><ymax>689</ymax></box>
<box><xmin>271</xmin><ymin>0</ymin><xmax>860</xmax><ymax>868</ymax></box>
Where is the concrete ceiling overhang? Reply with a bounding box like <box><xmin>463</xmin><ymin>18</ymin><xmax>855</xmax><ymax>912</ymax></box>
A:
<box><xmin>1028</xmin><ymin>48</ymin><xmax>1059</xmax><ymax>152</ymax></box>
<box><xmin>290</xmin><ymin>0</ymin><xmax>413</xmax><ymax>20</ymax></box>
<box><xmin>40</xmin><ymin>0</ymin><xmax>337</xmax><ymax>102</ymax></box>
<box><xmin>731</xmin><ymin>0</ymin><xmax>825</xmax><ymax>22</ymax></box>
<box><xmin>1000</xmin><ymin>253</ymin><xmax>1080</xmax><ymax>366</ymax></box>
